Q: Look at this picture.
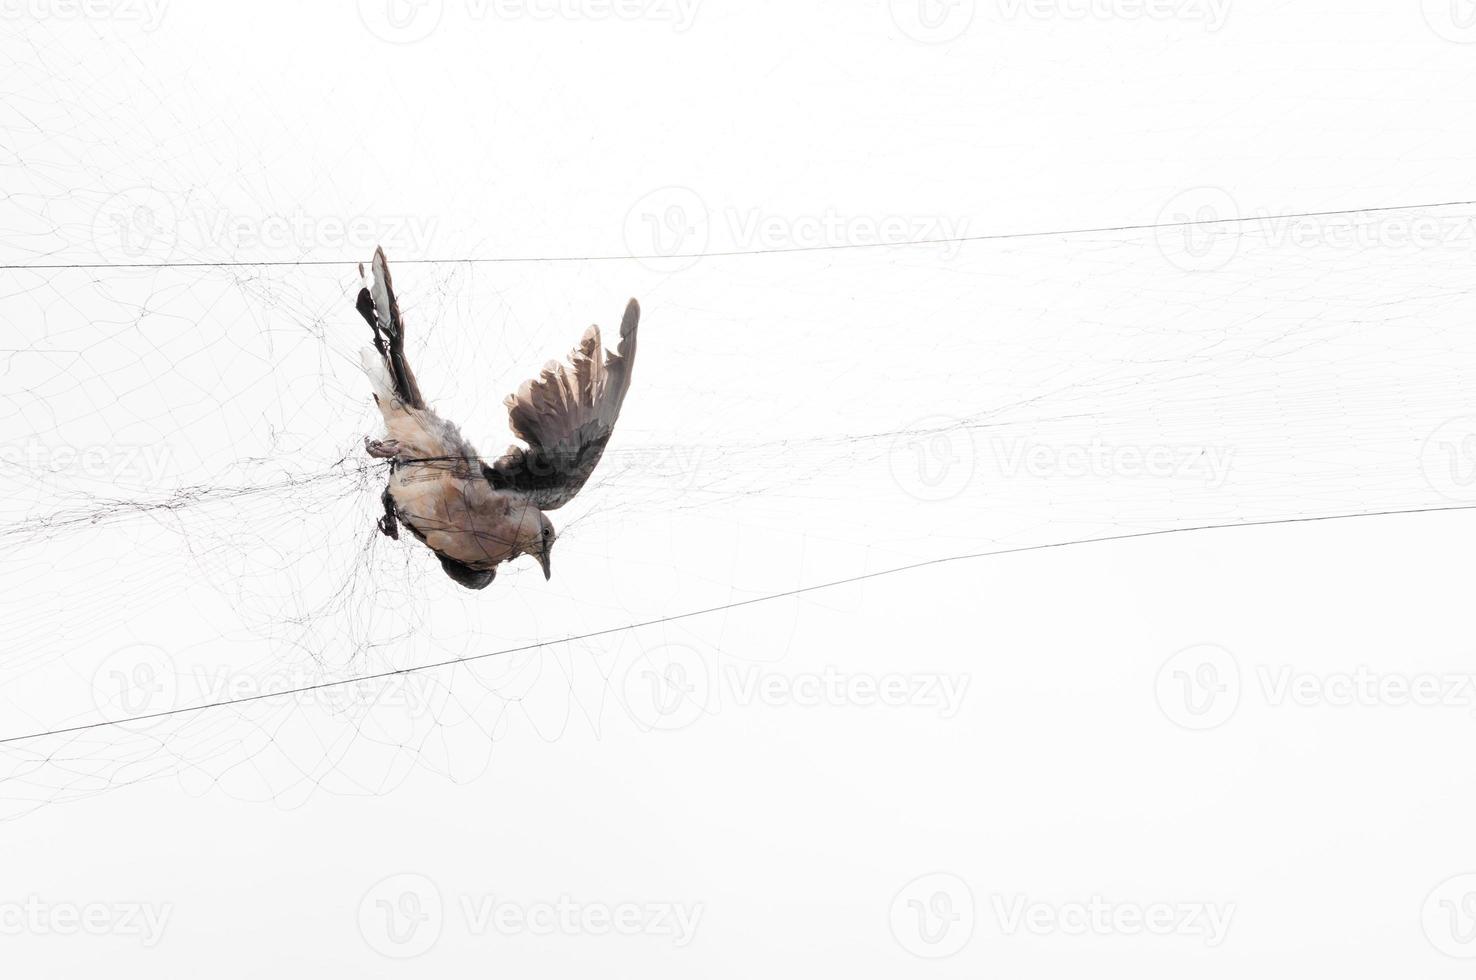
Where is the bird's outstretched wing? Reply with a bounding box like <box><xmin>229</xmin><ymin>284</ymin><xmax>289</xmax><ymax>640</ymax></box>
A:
<box><xmin>486</xmin><ymin>299</ymin><xmax>640</xmax><ymax>510</ymax></box>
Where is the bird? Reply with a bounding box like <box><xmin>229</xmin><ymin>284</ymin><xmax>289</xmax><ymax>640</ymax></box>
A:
<box><xmin>355</xmin><ymin>247</ymin><xmax>640</xmax><ymax>590</ymax></box>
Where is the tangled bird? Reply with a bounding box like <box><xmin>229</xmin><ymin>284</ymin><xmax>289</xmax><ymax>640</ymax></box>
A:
<box><xmin>356</xmin><ymin>247</ymin><xmax>640</xmax><ymax>589</ymax></box>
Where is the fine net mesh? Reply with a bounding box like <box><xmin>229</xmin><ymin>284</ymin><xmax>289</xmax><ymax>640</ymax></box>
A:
<box><xmin>4</xmin><ymin>14</ymin><xmax>1476</xmax><ymax>821</ymax></box>
<box><xmin>4</xmin><ymin>214</ymin><xmax>1475</xmax><ymax>819</ymax></box>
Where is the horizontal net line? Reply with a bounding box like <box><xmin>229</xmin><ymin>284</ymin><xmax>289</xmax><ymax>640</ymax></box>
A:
<box><xmin>3</xmin><ymin>197</ymin><xmax>1474</xmax><ymax>272</ymax></box>
<box><xmin>4</xmin><ymin>501</ymin><xmax>1472</xmax><ymax>749</ymax></box>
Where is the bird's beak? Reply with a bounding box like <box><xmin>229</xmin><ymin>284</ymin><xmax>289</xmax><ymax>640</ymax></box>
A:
<box><xmin>538</xmin><ymin>550</ymin><xmax>552</xmax><ymax>581</ymax></box>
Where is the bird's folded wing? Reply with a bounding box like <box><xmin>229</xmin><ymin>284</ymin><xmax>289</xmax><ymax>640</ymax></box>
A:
<box><xmin>487</xmin><ymin>299</ymin><xmax>640</xmax><ymax>510</ymax></box>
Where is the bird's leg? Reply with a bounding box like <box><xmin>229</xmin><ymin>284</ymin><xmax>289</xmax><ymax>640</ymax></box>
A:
<box><xmin>365</xmin><ymin>436</ymin><xmax>406</xmax><ymax>459</ymax></box>
<box><xmin>377</xmin><ymin>484</ymin><xmax>400</xmax><ymax>540</ymax></box>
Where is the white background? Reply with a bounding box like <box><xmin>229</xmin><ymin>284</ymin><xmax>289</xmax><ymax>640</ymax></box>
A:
<box><xmin>4</xmin><ymin>0</ymin><xmax>1476</xmax><ymax>975</ymax></box>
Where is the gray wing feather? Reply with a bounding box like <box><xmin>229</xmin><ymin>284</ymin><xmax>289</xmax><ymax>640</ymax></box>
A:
<box><xmin>488</xmin><ymin>299</ymin><xmax>640</xmax><ymax>510</ymax></box>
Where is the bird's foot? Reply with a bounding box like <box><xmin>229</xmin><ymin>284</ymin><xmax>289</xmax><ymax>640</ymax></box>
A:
<box><xmin>365</xmin><ymin>437</ymin><xmax>406</xmax><ymax>459</ymax></box>
<box><xmin>377</xmin><ymin>486</ymin><xmax>400</xmax><ymax>540</ymax></box>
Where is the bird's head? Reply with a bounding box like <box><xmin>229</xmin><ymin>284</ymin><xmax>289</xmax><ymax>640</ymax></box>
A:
<box><xmin>534</xmin><ymin>510</ymin><xmax>557</xmax><ymax>580</ymax></box>
<box><xmin>505</xmin><ymin>502</ymin><xmax>558</xmax><ymax>580</ymax></box>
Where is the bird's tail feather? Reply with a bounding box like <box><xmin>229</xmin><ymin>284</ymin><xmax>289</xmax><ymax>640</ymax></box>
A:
<box><xmin>359</xmin><ymin>348</ymin><xmax>396</xmax><ymax>405</ymax></box>
<box><xmin>355</xmin><ymin>246</ymin><xmax>425</xmax><ymax>409</ymax></box>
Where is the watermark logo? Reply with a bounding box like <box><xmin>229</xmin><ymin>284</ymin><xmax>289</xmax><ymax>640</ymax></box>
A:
<box><xmin>1155</xmin><ymin>644</ymin><xmax>1240</xmax><ymax>731</ymax></box>
<box><xmin>1422</xmin><ymin>0</ymin><xmax>1476</xmax><ymax>43</ymax></box>
<box><xmin>91</xmin><ymin>644</ymin><xmax>179</xmax><ymax>732</ymax></box>
<box><xmin>1258</xmin><ymin>666</ymin><xmax>1476</xmax><ymax>711</ymax></box>
<box><xmin>1157</xmin><ymin>190</ymin><xmax>1476</xmax><ymax>271</ymax></box>
<box><xmin>475</xmin><ymin>0</ymin><xmax>700</xmax><ymax>29</ymax></box>
<box><xmin>358</xmin><ymin>873</ymin><xmax>444</xmax><ymax>959</ymax></box>
<box><xmin>618</xmin><ymin>649</ymin><xmax>970</xmax><ymax>730</ymax></box>
<box><xmin>1423</xmin><ymin>874</ymin><xmax>1476</xmax><ymax>958</ymax></box>
<box><xmin>358</xmin><ymin>876</ymin><xmax>702</xmax><ymax>956</ymax></box>
<box><xmin>0</xmin><ymin>898</ymin><xmax>173</xmax><ymax>946</ymax></box>
<box><xmin>357</xmin><ymin>0</ymin><xmax>445</xmax><ymax>42</ymax></box>
<box><xmin>726</xmin><ymin>208</ymin><xmax>969</xmax><ymax>259</ymax></box>
<box><xmin>189</xmin><ymin>206</ymin><xmax>438</xmax><ymax>258</ymax></box>
<box><xmin>1256</xmin><ymin>211</ymin><xmax>1476</xmax><ymax>252</ymax></box>
<box><xmin>359</xmin><ymin>0</ymin><xmax>700</xmax><ymax>43</ymax></box>
<box><xmin>991</xmin><ymin>894</ymin><xmax>1234</xmax><ymax>946</ymax></box>
<box><xmin>460</xmin><ymin>895</ymin><xmax>702</xmax><ymax>945</ymax></box>
<box><xmin>990</xmin><ymin>436</ymin><xmax>1234</xmax><ymax>488</ymax></box>
<box><xmin>890</xmin><ymin>873</ymin><xmax>975</xmax><ymax>958</ymax></box>
<box><xmin>620</xmin><ymin>643</ymin><xmax>715</xmax><ymax>732</ymax></box>
<box><xmin>890</xmin><ymin>874</ymin><xmax>1234</xmax><ymax>954</ymax></box>
<box><xmin>92</xmin><ymin>647</ymin><xmax>433</xmax><ymax>735</ymax></box>
<box><xmin>1422</xmin><ymin>417</ymin><xmax>1476</xmax><ymax>502</ymax></box>
<box><xmin>188</xmin><ymin>665</ymin><xmax>433</xmax><ymax>717</ymax></box>
<box><xmin>0</xmin><ymin>0</ymin><xmax>168</xmax><ymax>30</ymax></box>
<box><xmin>995</xmin><ymin>0</ymin><xmax>1231</xmax><ymax>30</ymax></box>
<box><xmin>623</xmin><ymin>189</ymin><xmax>968</xmax><ymax>271</ymax></box>
<box><xmin>1</xmin><ymin>441</ymin><xmax>173</xmax><ymax>484</ymax></box>
<box><xmin>1155</xmin><ymin>186</ymin><xmax>1242</xmax><ymax>272</ymax></box>
<box><xmin>623</xmin><ymin>186</ymin><xmax>710</xmax><ymax>272</ymax></box>
<box><xmin>90</xmin><ymin>187</ymin><xmax>179</xmax><ymax>264</ymax></box>
<box><xmin>889</xmin><ymin>417</ymin><xmax>977</xmax><ymax>502</ymax></box>
<box><xmin>605</xmin><ymin>444</ymin><xmax>713</xmax><ymax>491</ymax></box>
<box><xmin>889</xmin><ymin>0</ymin><xmax>976</xmax><ymax>43</ymax></box>
<box><xmin>726</xmin><ymin>665</ymin><xmax>970</xmax><ymax>718</ymax></box>
<box><xmin>1161</xmin><ymin>655</ymin><xmax>1476</xmax><ymax>728</ymax></box>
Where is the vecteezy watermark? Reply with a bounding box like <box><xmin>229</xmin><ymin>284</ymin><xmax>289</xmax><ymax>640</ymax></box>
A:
<box><xmin>602</xmin><ymin>444</ymin><xmax>714</xmax><ymax>492</ymax></box>
<box><xmin>475</xmin><ymin>0</ymin><xmax>699</xmax><ymax>29</ymax></box>
<box><xmin>989</xmin><ymin>436</ymin><xmax>1235</xmax><ymax>488</ymax></box>
<box><xmin>618</xmin><ymin>644</ymin><xmax>972</xmax><ymax>732</ymax></box>
<box><xmin>186</xmin><ymin>664</ymin><xmax>433</xmax><ymax>717</ymax></box>
<box><xmin>890</xmin><ymin>873</ymin><xmax>975</xmax><ymax>959</ymax></box>
<box><xmin>1154</xmin><ymin>187</ymin><xmax>1243</xmax><ymax>272</ymax></box>
<box><xmin>358</xmin><ymin>874</ymin><xmax>703</xmax><ymax>958</ymax></box>
<box><xmin>891</xmin><ymin>0</ymin><xmax>1230</xmax><ymax>41</ymax></box>
<box><xmin>994</xmin><ymin>0</ymin><xmax>1232</xmax><ymax>30</ymax></box>
<box><xmin>1157</xmin><ymin>645</ymin><xmax>1476</xmax><ymax>731</ymax></box>
<box><xmin>889</xmin><ymin>417</ymin><xmax>978</xmax><ymax>503</ymax></box>
<box><xmin>357</xmin><ymin>0</ymin><xmax>700</xmax><ymax>43</ymax></box>
<box><xmin>1155</xmin><ymin>644</ymin><xmax>1241</xmax><ymax>731</ymax></box>
<box><xmin>93</xmin><ymin>192</ymin><xmax>439</xmax><ymax>263</ymax></box>
<box><xmin>1156</xmin><ymin>187</ymin><xmax>1476</xmax><ymax>272</ymax></box>
<box><xmin>622</xmin><ymin>188</ymin><xmax>968</xmax><ymax>272</ymax></box>
<box><xmin>620</xmin><ymin>642</ymin><xmax>718</xmax><ymax>732</ymax></box>
<box><xmin>0</xmin><ymin>897</ymin><xmax>173</xmax><ymax>947</ymax></box>
<box><xmin>890</xmin><ymin>874</ymin><xmax>1234</xmax><ymax>956</ymax></box>
<box><xmin>1423</xmin><ymin>874</ymin><xmax>1476</xmax><ymax>959</ymax></box>
<box><xmin>1257</xmin><ymin>212</ymin><xmax>1476</xmax><ymax>251</ymax></box>
<box><xmin>0</xmin><ymin>0</ymin><xmax>168</xmax><ymax>30</ymax></box>
<box><xmin>1421</xmin><ymin>417</ymin><xmax>1476</xmax><ymax>503</ymax></box>
<box><xmin>358</xmin><ymin>873</ymin><xmax>443</xmax><ymax>959</ymax></box>
<box><xmin>188</xmin><ymin>206</ymin><xmax>438</xmax><ymax>259</ymax></box>
<box><xmin>459</xmin><ymin>895</ymin><xmax>702</xmax><ymax>946</ymax></box>
<box><xmin>889</xmin><ymin>424</ymin><xmax>1236</xmax><ymax>501</ymax></box>
<box><xmin>990</xmin><ymin>894</ymin><xmax>1235</xmax><ymax>947</ymax></box>
<box><xmin>1257</xmin><ymin>666</ymin><xmax>1476</xmax><ymax>712</ymax></box>
<box><xmin>725</xmin><ymin>664</ymin><xmax>970</xmax><ymax>718</ymax></box>
<box><xmin>90</xmin><ymin>187</ymin><xmax>179</xmax><ymax>264</ymax></box>
<box><xmin>888</xmin><ymin>0</ymin><xmax>976</xmax><ymax>43</ymax></box>
<box><xmin>622</xmin><ymin>186</ymin><xmax>711</xmax><ymax>272</ymax></box>
<box><xmin>91</xmin><ymin>645</ymin><xmax>434</xmax><ymax>733</ymax></box>
<box><xmin>1422</xmin><ymin>0</ymin><xmax>1476</xmax><ymax>43</ymax></box>
<box><xmin>725</xmin><ymin>208</ymin><xmax>969</xmax><ymax>259</ymax></box>
<box><xmin>357</xmin><ymin>0</ymin><xmax>444</xmax><ymax>43</ymax></box>
<box><xmin>1</xmin><ymin>441</ymin><xmax>173</xmax><ymax>484</ymax></box>
<box><xmin>91</xmin><ymin>644</ymin><xmax>180</xmax><ymax>733</ymax></box>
